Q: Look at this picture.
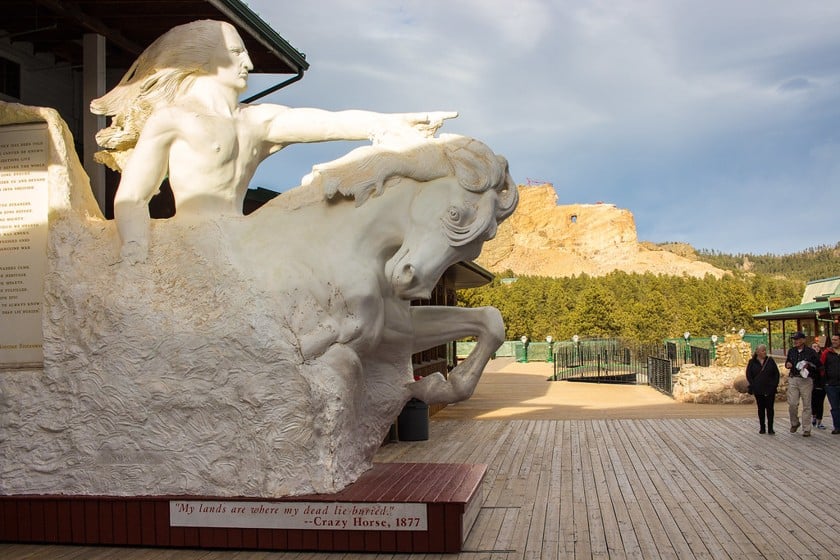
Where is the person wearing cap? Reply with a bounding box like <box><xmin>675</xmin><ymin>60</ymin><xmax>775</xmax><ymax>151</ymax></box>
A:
<box><xmin>821</xmin><ymin>334</ymin><xmax>840</xmax><ymax>434</ymax></box>
<box><xmin>785</xmin><ymin>331</ymin><xmax>821</xmax><ymax>436</ymax></box>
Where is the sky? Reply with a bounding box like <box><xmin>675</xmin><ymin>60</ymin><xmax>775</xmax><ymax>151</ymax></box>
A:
<box><xmin>241</xmin><ymin>0</ymin><xmax>840</xmax><ymax>256</ymax></box>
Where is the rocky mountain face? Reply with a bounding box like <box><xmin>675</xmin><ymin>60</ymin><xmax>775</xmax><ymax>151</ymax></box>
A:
<box><xmin>476</xmin><ymin>184</ymin><xmax>726</xmax><ymax>278</ymax></box>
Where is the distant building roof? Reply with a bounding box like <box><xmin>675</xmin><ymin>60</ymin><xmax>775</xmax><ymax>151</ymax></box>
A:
<box><xmin>801</xmin><ymin>276</ymin><xmax>840</xmax><ymax>305</ymax></box>
<box><xmin>754</xmin><ymin>276</ymin><xmax>840</xmax><ymax>320</ymax></box>
<box><xmin>753</xmin><ymin>300</ymin><xmax>826</xmax><ymax>320</ymax></box>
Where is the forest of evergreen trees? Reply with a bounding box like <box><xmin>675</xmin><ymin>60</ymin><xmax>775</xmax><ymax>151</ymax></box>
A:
<box><xmin>456</xmin><ymin>243</ymin><xmax>840</xmax><ymax>343</ymax></box>
<box><xmin>696</xmin><ymin>242</ymin><xmax>840</xmax><ymax>282</ymax></box>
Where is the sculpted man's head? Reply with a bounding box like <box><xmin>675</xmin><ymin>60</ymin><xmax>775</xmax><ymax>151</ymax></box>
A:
<box><xmin>212</xmin><ymin>23</ymin><xmax>253</xmax><ymax>93</ymax></box>
<box><xmin>90</xmin><ymin>20</ymin><xmax>251</xmax><ymax>168</ymax></box>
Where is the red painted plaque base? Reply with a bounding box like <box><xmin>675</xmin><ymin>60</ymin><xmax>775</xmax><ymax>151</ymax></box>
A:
<box><xmin>0</xmin><ymin>462</ymin><xmax>485</xmax><ymax>554</ymax></box>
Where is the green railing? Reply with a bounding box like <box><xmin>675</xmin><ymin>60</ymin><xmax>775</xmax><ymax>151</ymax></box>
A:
<box><xmin>458</xmin><ymin>333</ymin><xmax>773</xmax><ymax>363</ymax></box>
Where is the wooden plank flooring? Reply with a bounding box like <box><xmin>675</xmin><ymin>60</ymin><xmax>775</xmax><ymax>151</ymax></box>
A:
<box><xmin>5</xmin><ymin>414</ymin><xmax>840</xmax><ymax>559</ymax></box>
<box><xmin>3</xmin><ymin>361</ymin><xmax>838</xmax><ymax>559</ymax></box>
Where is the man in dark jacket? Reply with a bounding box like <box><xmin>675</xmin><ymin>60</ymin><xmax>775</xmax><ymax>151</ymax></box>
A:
<box><xmin>821</xmin><ymin>334</ymin><xmax>840</xmax><ymax>434</ymax></box>
<box><xmin>785</xmin><ymin>332</ymin><xmax>820</xmax><ymax>436</ymax></box>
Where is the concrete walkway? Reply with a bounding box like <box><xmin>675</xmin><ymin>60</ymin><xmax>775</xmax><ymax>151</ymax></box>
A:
<box><xmin>434</xmin><ymin>357</ymin><xmax>761</xmax><ymax>420</ymax></box>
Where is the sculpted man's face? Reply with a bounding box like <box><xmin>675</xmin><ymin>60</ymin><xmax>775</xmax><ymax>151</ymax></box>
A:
<box><xmin>214</xmin><ymin>24</ymin><xmax>254</xmax><ymax>92</ymax></box>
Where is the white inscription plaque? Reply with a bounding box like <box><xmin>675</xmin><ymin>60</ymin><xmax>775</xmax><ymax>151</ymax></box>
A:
<box><xmin>0</xmin><ymin>122</ymin><xmax>48</xmax><ymax>366</ymax></box>
<box><xmin>170</xmin><ymin>501</ymin><xmax>428</xmax><ymax>531</ymax></box>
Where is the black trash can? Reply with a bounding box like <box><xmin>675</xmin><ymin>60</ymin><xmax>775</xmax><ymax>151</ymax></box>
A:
<box><xmin>397</xmin><ymin>398</ymin><xmax>429</xmax><ymax>441</ymax></box>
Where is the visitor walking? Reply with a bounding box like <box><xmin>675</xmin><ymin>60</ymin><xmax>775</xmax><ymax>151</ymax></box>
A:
<box><xmin>785</xmin><ymin>332</ymin><xmax>820</xmax><ymax>437</ymax></box>
<box><xmin>821</xmin><ymin>334</ymin><xmax>840</xmax><ymax>434</ymax></box>
<box><xmin>746</xmin><ymin>344</ymin><xmax>780</xmax><ymax>434</ymax></box>
<box><xmin>811</xmin><ymin>341</ymin><xmax>827</xmax><ymax>429</ymax></box>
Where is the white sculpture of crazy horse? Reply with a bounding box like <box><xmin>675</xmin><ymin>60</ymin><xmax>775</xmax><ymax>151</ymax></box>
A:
<box><xmin>0</xmin><ymin>20</ymin><xmax>517</xmax><ymax>498</ymax></box>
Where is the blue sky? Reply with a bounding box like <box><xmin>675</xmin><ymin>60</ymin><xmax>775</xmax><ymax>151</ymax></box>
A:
<box><xmin>241</xmin><ymin>1</ymin><xmax>840</xmax><ymax>255</ymax></box>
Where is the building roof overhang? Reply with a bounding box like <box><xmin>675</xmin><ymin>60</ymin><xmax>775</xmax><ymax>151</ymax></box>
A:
<box><xmin>0</xmin><ymin>0</ymin><xmax>308</xmax><ymax>75</ymax></box>
<box><xmin>753</xmin><ymin>301</ymin><xmax>828</xmax><ymax>320</ymax></box>
<box><xmin>756</xmin><ymin>276</ymin><xmax>840</xmax><ymax>321</ymax></box>
<box><xmin>447</xmin><ymin>261</ymin><xmax>495</xmax><ymax>290</ymax></box>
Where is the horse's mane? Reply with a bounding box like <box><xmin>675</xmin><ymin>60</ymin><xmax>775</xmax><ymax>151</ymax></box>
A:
<box><xmin>271</xmin><ymin>134</ymin><xmax>517</xmax><ymax>225</ymax></box>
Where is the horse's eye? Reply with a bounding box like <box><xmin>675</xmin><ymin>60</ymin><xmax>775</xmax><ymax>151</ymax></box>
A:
<box><xmin>447</xmin><ymin>207</ymin><xmax>462</xmax><ymax>223</ymax></box>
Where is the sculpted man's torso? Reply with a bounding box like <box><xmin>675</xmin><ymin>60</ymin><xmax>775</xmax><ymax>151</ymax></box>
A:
<box><xmin>149</xmin><ymin>102</ymin><xmax>274</xmax><ymax>216</ymax></box>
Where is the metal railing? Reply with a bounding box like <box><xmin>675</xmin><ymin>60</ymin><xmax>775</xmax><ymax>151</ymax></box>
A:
<box><xmin>457</xmin><ymin>338</ymin><xmax>699</xmax><ymax>396</ymax></box>
<box><xmin>552</xmin><ymin>341</ymin><xmax>663</xmax><ymax>386</ymax></box>
<box><xmin>648</xmin><ymin>356</ymin><xmax>673</xmax><ymax>395</ymax></box>
<box><xmin>690</xmin><ymin>345</ymin><xmax>711</xmax><ymax>367</ymax></box>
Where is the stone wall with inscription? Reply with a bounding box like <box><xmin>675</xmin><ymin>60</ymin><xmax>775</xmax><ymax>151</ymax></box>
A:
<box><xmin>0</xmin><ymin>122</ymin><xmax>49</xmax><ymax>365</ymax></box>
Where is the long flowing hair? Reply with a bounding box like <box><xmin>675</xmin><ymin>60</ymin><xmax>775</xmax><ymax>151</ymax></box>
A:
<box><xmin>90</xmin><ymin>20</ymin><xmax>230</xmax><ymax>169</ymax></box>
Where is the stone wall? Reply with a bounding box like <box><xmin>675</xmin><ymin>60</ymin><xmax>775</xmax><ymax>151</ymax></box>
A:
<box><xmin>673</xmin><ymin>364</ymin><xmax>788</xmax><ymax>404</ymax></box>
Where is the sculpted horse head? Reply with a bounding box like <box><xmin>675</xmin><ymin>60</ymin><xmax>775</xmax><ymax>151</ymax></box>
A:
<box><xmin>278</xmin><ymin>134</ymin><xmax>518</xmax><ymax>407</ymax></box>
<box><xmin>164</xmin><ymin>132</ymin><xmax>519</xmax><ymax>490</ymax></box>
<box><xmin>300</xmin><ymin>134</ymin><xmax>518</xmax><ymax>300</ymax></box>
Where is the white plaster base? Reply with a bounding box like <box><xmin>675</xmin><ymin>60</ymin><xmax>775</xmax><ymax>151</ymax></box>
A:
<box><xmin>4</xmin><ymin>213</ymin><xmax>412</xmax><ymax>496</ymax></box>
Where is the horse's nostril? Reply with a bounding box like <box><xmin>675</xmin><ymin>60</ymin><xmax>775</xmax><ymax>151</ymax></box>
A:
<box><xmin>401</xmin><ymin>264</ymin><xmax>415</xmax><ymax>278</ymax></box>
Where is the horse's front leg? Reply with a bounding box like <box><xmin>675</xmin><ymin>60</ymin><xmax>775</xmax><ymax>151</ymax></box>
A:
<box><xmin>407</xmin><ymin>306</ymin><xmax>504</xmax><ymax>404</ymax></box>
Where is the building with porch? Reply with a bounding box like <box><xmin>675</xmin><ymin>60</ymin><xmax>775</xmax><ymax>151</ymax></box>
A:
<box><xmin>753</xmin><ymin>276</ymin><xmax>840</xmax><ymax>355</ymax></box>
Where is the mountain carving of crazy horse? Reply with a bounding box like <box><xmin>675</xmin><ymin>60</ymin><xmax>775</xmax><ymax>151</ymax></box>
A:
<box><xmin>0</xmin><ymin>103</ymin><xmax>517</xmax><ymax>497</ymax></box>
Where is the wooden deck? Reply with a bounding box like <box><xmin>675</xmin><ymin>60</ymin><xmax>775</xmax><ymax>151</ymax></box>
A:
<box><xmin>4</xmin><ymin>361</ymin><xmax>840</xmax><ymax>559</ymax></box>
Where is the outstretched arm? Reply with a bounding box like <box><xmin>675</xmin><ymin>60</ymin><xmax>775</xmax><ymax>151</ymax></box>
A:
<box><xmin>407</xmin><ymin>306</ymin><xmax>505</xmax><ymax>404</ymax></box>
<box><xmin>257</xmin><ymin>106</ymin><xmax>457</xmax><ymax>153</ymax></box>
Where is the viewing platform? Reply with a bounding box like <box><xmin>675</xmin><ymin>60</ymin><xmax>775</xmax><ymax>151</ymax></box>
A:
<box><xmin>4</xmin><ymin>359</ymin><xmax>837</xmax><ymax>559</ymax></box>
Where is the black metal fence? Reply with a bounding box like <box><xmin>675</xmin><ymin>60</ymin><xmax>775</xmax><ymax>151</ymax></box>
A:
<box><xmin>552</xmin><ymin>340</ymin><xmax>664</xmax><ymax>386</ymax></box>
<box><xmin>666</xmin><ymin>341</ymin><xmax>692</xmax><ymax>369</ymax></box>
<box><xmin>549</xmin><ymin>338</ymin><xmax>699</xmax><ymax>395</ymax></box>
<box><xmin>690</xmin><ymin>345</ymin><xmax>711</xmax><ymax>367</ymax></box>
<box><xmin>647</xmin><ymin>356</ymin><xmax>673</xmax><ymax>395</ymax></box>
<box><xmin>549</xmin><ymin>337</ymin><xmax>719</xmax><ymax>395</ymax></box>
